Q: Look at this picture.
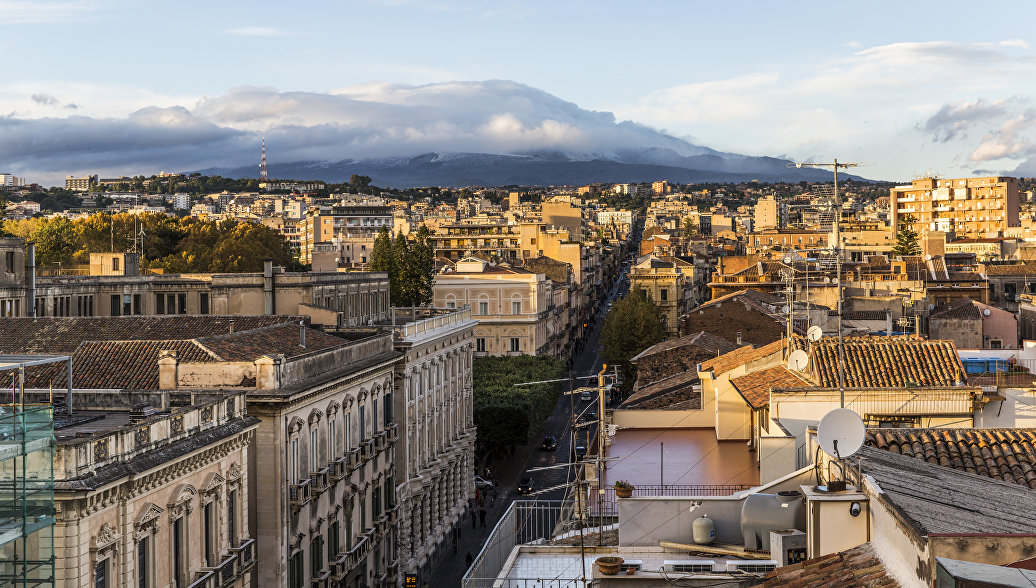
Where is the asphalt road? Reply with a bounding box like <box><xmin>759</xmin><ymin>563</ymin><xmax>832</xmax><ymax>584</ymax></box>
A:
<box><xmin>427</xmin><ymin>231</ymin><xmax>640</xmax><ymax>587</ymax></box>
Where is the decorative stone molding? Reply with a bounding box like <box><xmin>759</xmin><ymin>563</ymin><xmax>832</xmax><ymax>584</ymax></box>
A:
<box><xmin>93</xmin><ymin>439</ymin><xmax>109</xmax><ymax>462</ymax></box>
<box><xmin>326</xmin><ymin>401</ymin><xmax>340</xmax><ymax>417</ymax></box>
<box><xmin>168</xmin><ymin>484</ymin><xmax>196</xmax><ymax>518</ymax></box>
<box><xmin>309</xmin><ymin>516</ymin><xmax>325</xmax><ymax>535</ymax></box>
<box><xmin>92</xmin><ymin>522</ymin><xmax>119</xmax><ymax>553</ymax></box>
<box><xmin>227</xmin><ymin>462</ymin><xmax>244</xmax><ymax>482</ymax></box>
<box><xmin>201</xmin><ymin>472</ymin><xmax>225</xmax><ymax>499</ymax></box>
<box><xmin>201</xmin><ymin>405</ymin><xmax>213</xmax><ymax>422</ymax></box>
<box><xmin>134</xmin><ymin>502</ymin><xmax>164</xmax><ymax>540</ymax></box>
<box><xmin>307</xmin><ymin>408</ymin><xmax>323</xmax><ymax>425</ymax></box>
<box><xmin>170</xmin><ymin>415</ymin><xmax>184</xmax><ymax>435</ymax></box>
<box><xmin>287</xmin><ymin>417</ymin><xmax>305</xmax><ymax>435</ymax></box>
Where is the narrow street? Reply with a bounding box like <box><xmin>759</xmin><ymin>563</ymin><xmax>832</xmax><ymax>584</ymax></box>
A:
<box><xmin>428</xmin><ymin>226</ymin><xmax>640</xmax><ymax>587</ymax></box>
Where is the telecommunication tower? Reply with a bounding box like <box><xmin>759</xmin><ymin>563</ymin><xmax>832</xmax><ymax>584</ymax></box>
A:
<box><xmin>260</xmin><ymin>136</ymin><xmax>268</xmax><ymax>181</ymax></box>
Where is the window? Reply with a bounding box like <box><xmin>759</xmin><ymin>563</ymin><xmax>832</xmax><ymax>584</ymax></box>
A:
<box><xmin>137</xmin><ymin>537</ymin><xmax>148</xmax><ymax>588</ymax></box>
<box><xmin>446</xmin><ymin>301</ymin><xmax>456</xmax><ymax>309</ymax></box>
<box><xmin>373</xmin><ymin>487</ymin><xmax>382</xmax><ymax>519</ymax></box>
<box><xmin>110</xmin><ymin>295</ymin><xmax>121</xmax><ymax>316</ymax></box>
<box><xmin>311</xmin><ymin>534</ymin><xmax>324</xmax><ymax>577</ymax></box>
<box><xmin>288</xmin><ymin>551</ymin><xmax>304</xmax><ymax>588</ymax></box>
<box><xmin>200</xmin><ymin>293</ymin><xmax>210</xmax><ymax>315</ymax></box>
<box><xmin>991</xmin><ymin>339</ymin><xmax>1003</xmax><ymax>349</ymax></box>
<box><xmin>227</xmin><ymin>489</ymin><xmax>237</xmax><ymax>548</ymax></box>
<box><xmin>172</xmin><ymin>517</ymin><xmax>185</xmax><ymax>588</ymax></box>
<box><xmin>478</xmin><ymin>301</ymin><xmax>489</xmax><ymax>315</ymax></box>
<box><xmin>155</xmin><ymin>294</ymin><xmax>165</xmax><ymax>315</ymax></box>
<box><xmin>290</xmin><ymin>438</ymin><xmax>299</xmax><ymax>484</ymax></box>
<box><xmin>122</xmin><ymin>294</ymin><xmax>132</xmax><ymax>316</ymax></box>
<box><xmin>328</xmin><ymin>521</ymin><xmax>339</xmax><ymax>562</ymax></box>
<box><xmin>112</xmin><ymin>257</ymin><xmax>120</xmax><ymax>272</ymax></box>
<box><xmin>660</xmin><ymin>288</ymin><xmax>668</xmax><ymax>301</ymax></box>
<box><xmin>383</xmin><ymin>394</ymin><xmax>392</xmax><ymax>427</ymax></box>
<box><xmin>359</xmin><ymin>405</ymin><xmax>366</xmax><ymax>440</ymax></box>
<box><xmin>95</xmin><ymin>559</ymin><xmax>108</xmax><ymax>588</ymax></box>
<box><xmin>311</xmin><ymin>428</ymin><xmax>319</xmax><ymax>472</ymax></box>
<box><xmin>4</xmin><ymin>251</ymin><xmax>14</xmax><ymax>274</ymax></box>
<box><xmin>476</xmin><ymin>338</ymin><xmax>486</xmax><ymax>353</ymax></box>
<box><xmin>133</xmin><ymin>294</ymin><xmax>142</xmax><ymax>315</ymax></box>
<box><xmin>345</xmin><ymin>509</ymin><xmax>354</xmax><ymax>550</ymax></box>
<box><xmin>372</xmin><ymin>398</ymin><xmax>379</xmax><ymax>434</ymax></box>
<box><xmin>344</xmin><ymin>417</ymin><xmax>351</xmax><ymax>452</ymax></box>
<box><xmin>512</xmin><ymin>300</ymin><xmax>522</xmax><ymax>314</ymax></box>
<box><xmin>510</xmin><ymin>337</ymin><xmax>520</xmax><ymax>353</ymax></box>
<box><xmin>385</xmin><ymin>476</ymin><xmax>395</xmax><ymax>509</ymax></box>
<box><xmin>328</xmin><ymin>419</ymin><xmax>336</xmax><ymax>462</ymax></box>
<box><xmin>203</xmin><ymin>502</ymin><xmax>214</xmax><ymax>566</ymax></box>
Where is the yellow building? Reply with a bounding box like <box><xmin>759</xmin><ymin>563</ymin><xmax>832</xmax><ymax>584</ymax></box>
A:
<box><xmin>628</xmin><ymin>255</ymin><xmax>695</xmax><ymax>337</ymax></box>
<box><xmin>891</xmin><ymin>176</ymin><xmax>1019</xmax><ymax>239</ymax></box>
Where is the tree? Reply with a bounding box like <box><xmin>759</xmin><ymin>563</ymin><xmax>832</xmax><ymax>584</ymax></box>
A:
<box><xmin>892</xmin><ymin>214</ymin><xmax>921</xmax><ymax>257</ymax></box>
<box><xmin>349</xmin><ymin>174</ymin><xmax>372</xmax><ymax>188</ymax></box>
<box><xmin>682</xmin><ymin>216</ymin><xmax>698</xmax><ymax>239</ymax></box>
<box><xmin>369</xmin><ymin>226</ymin><xmax>399</xmax><ymax>301</ymax></box>
<box><xmin>411</xmin><ymin>225</ymin><xmax>435</xmax><ymax>305</ymax></box>
<box><xmin>600</xmin><ymin>289</ymin><xmax>666</xmax><ymax>392</ymax></box>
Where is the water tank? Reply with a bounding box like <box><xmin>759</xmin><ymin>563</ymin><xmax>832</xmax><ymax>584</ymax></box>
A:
<box><xmin>740</xmin><ymin>491</ymin><xmax>806</xmax><ymax>550</ymax></box>
<box><xmin>692</xmin><ymin>515</ymin><xmax>715</xmax><ymax>545</ymax></box>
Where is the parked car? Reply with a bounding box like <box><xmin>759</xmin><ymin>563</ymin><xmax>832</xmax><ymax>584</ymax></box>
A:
<box><xmin>580</xmin><ymin>389</ymin><xmax>593</xmax><ymax>402</ymax></box>
<box><xmin>541</xmin><ymin>435</ymin><xmax>558</xmax><ymax>451</ymax></box>
<box><xmin>474</xmin><ymin>475</ymin><xmax>494</xmax><ymax>490</ymax></box>
<box><xmin>574</xmin><ymin>445</ymin><xmax>587</xmax><ymax>460</ymax></box>
<box><xmin>517</xmin><ymin>477</ymin><xmax>536</xmax><ymax>495</ymax></box>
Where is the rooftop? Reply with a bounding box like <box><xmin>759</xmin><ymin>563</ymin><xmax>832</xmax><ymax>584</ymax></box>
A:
<box><xmin>603</xmin><ymin>428</ymin><xmax>759</xmax><ymax>489</ymax></box>
<box><xmin>730</xmin><ymin>365</ymin><xmax>810</xmax><ymax>409</ymax></box>
<box><xmin>761</xmin><ymin>543</ymin><xmax>899</xmax><ymax>588</ymax></box>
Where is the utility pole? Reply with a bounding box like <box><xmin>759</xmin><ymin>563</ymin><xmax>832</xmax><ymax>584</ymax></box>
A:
<box><xmin>786</xmin><ymin>159</ymin><xmax>863</xmax><ymax>408</ymax></box>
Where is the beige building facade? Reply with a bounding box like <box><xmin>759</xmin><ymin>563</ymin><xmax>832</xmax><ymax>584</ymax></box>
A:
<box><xmin>891</xmin><ymin>176</ymin><xmax>1020</xmax><ymax>238</ymax></box>
<box><xmin>388</xmin><ymin>307</ymin><xmax>477</xmax><ymax>581</ymax></box>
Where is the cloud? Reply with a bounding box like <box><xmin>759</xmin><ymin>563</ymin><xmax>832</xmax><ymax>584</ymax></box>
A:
<box><xmin>968</xmin><ymin>110</ymin><xmax>1036</xmax><ymax>162</ymax></box>
<box><xmin>223</xmin><ymin>26</ymin><xmax>291</xmax><ymax>37</ymax></box>
<box><xmin>0</xmin><ymin>81</ymin><xmax>713</xmax><ymax>184</ymax></box>
<box><xmin>921</xmin><ymin>99</ymin><xmax>1014</xmax><ymax>143</ymax></box>
<box><xmin>31</xmin><ymin>93</ymin><xmax>59</xmax><ymax>106</ymax></box>
<box><xmin>1</xmin><ymin>0</ymin><xmax>100</xmax><ymax>24</ymax></box>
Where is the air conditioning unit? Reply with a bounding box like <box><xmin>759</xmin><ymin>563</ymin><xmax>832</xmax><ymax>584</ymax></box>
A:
<box><xmin>726</xmin><ymin>560</ymin><xmax>778</xmax><ymax>574</ymax></box>
<box><xmin>662</xmin><ymin>560</ymin><xmax>715</xmax><ymax>573</ymax></box>
<box><xmin>619</xmin><ymin>559</ymin><xmax>643</xmax><ymax>572</ymax></box>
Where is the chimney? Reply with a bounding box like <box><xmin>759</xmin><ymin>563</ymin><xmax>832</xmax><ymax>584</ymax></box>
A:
<box><xmin>263</xmin><ymin>259</ymin><xmax>275</xmax><ymax>315</ymax></box>
<box><xmin>27</xmin><ymin>241</ymin><xmax>36</xmax><ymax>317</ymax></box>
<box><xmin>736</xmin><ymin>331</ymin><xmax>743</xmax><ymax>346</ymax></box>
<box><xmin>158</xmin><ymin>350</ymin><xmax>178</xmax><ymax>389</ymax></box>
<box><xmin>299</xmin><ymin>320</ymin><xmax>306</xmax><ymax>348</ymax></box>
<box><xmin>229</xmin><ymin>319</ymin><xmax>235</xmax><ymax>334</ymax></box>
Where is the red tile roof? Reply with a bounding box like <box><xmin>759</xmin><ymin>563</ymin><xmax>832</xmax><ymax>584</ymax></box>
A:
<box><xmin>761</xmin><ymin>543</ymin><xmax>899</xmax><ymax>588</ymax></box>
<box><xmin>198</xmin><ymin>323</ymin><xmax>345</xmax><ymax>361</ymax></box>
<box><xmin>867</xmin><ymin>428</ymin><xmax>1036</xmax><ymax>489</ymax></box>
<box><xmin>808</xmin><ymin>336</ymin><xmax>965</xmax><ymax>388</ymax></box>
<box><xmin>730</xmin><ymin>365</ymin><xmax>811</xmax><ymax>409</ymax></box>
<box><xmin>700</xmin><ymin>339</ymin><xmax>786</xmax><ymax>376</ymax></box>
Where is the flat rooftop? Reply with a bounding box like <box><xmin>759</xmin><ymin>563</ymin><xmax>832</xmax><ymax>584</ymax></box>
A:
<box><xmin>603</xmin><ymin>429</ymin><xmax>759</xmax><ymax>488</ymax></box>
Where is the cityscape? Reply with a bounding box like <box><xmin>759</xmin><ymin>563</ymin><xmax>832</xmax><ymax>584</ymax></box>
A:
<box><xmin>5</xmin><ymin>2</ymin><xmax>1036</xmax><ymax>588</ymax></box>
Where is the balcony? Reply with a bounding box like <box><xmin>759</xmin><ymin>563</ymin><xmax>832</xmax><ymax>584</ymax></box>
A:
<box><xmin>332</xmin><ymin>552</ymin><xmax>349</xmax><ymax>580</ymax></box>
<box><xmin>310</xmin><ymin>468</ymin><xmax>331</xmax><ymax>494</ymax></box>
<box><xmin>216</xmin><ymin>554</ymin><xmax>238</xmax><ymax>587</ymax></box>
<box><xmin>289</xmin><ymin>479</ymin><xmax>312</xmax><ymax>511</ymax></box>
<box><xmin>345</xmin><ymin>448</ymin><xmax>359</xmax><ymax>473</ymax></box>
<box><xmin>230</xmin><ymin>538</ymin><xmax>256</xmax><ymax>572</ymax></box>
<box><xmin>330</xmin><ymin>457</ymin><xmax>348</xmax><ymax>480</ymax></box>
<box><xmin>311</xmin><ymin>570</ymin><xmax>332</xmax><ymax>587</ymax></box>
<box><xmin>187</xmin><ymin>570</ymin><xmax>217</xmax><ymax>588</ymax></box>
<box><xmin>387</xmin><ymin>423</ymin><xmax>399</xmax><ymax>443</ymax></box>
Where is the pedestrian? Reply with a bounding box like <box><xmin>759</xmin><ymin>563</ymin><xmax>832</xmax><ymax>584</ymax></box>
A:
<box><xmin>479</xmin><ymin>507</ymin><xmax>487</xmax><ymax>528</ymax></box>
<box><xmin>465</xmin><ymin>551</ymin><xmax>473</xmax><ymax>569</ymax></box>
<box><xmin>471</xmin><ymin>508</ymin><xmax>476</xmax><ymax>529</ymax></box>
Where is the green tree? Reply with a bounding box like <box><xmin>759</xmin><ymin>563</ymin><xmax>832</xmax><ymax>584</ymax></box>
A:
<box><xmin>472</xmin><ymin>356</ymin><xmax>563</xmax><ymax>464</ymax></box>
<box><xmin>891</xmin><ymin>214</ymin><xmax>921</xmax><ymax>257</ymax></box>
<box><xmin>31</xmin><ymin>216</ymin><xmax>78</xmax><ymax>265</ymax></box>
<box><xmin>369</xmin><ymin>226</ymin><xmax>399</xmax><ymax>301</ymax></box>
<box><xmin>349</xmin><ymin>174</ymin><xmax>372</xmax><ymax>188</ymax></box>
<box><xmin>411</xmin><ymin>225</ymin><xmax>435</xmax><ymax>305</ymax></box>
<box><xmin>600</xmin><ymin>289</ymin><xmax>666</xmax><ymax>391</ymax></box>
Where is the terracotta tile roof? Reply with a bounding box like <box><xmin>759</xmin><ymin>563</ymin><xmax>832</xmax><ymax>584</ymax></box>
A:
<box><xmin>930</xmin><ymin>298</ymin><xmax>981</xmax><ymax>320</ymax></box>
<box><xmin>696</xmin><ymin>288</ymin><xmax>784</xmax><ymax>311</ymax></box>
<box><xmin>839</xmin><ymin>310</ymin><xmax>890</xmax><ymax>321</ymax></box>
<box><xmin>700</xmin><ymin>339</ymin><xmax>786</xmax><ymax>376</ymax></box>
<box><xmin>761</xmin><ymin>543</ymin><xmax>899</xmax><ymax>588</ymax></box>
<box><xmin>867</xmin><ymin>428</ymin><xmax>1036</xmax><ymax>489</ymax></box>
<box><xmin>808</xmin><ymin>336</ymin><xmax>965</xmax><ymax>388</ymax></box>
<box><xmin>631</xmin><ymin>331</ymin><xmax>738</xmax><ymax>362</ymax></box>
<box><xmin>984</xmin><ymin>262</ymin><xmax>1036</xmax><ymax>276</ymax></box>
<box><xmin>198</xmin><ymin>323</ymin><xmax>346</xmax><ymax>361</ymax></box>
<box><xmin>621</xmin><ymin>371</ymin><xmax>701</xmax><ymax>409</ymax></box>
<box><xmin>0</xmin><ymin>316</ymin><xmax>303</xmax><ymax>354</ymax></box>
<box><xmin>730</xmin><ymin>365</ymin><xmax>811</xmax><ymax>409</ymax></box>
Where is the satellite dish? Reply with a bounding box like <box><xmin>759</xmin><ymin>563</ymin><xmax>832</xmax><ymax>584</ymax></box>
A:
<box><xmin>783</xmin><ymin>256</ymin><xmax>794</xmax><ymax>264</ymax></box>
<box><xmin>787</xmin><ymin>349</ymin><xmax>809</xmax><ymax>371</ymax></box>
<box><xmin>831</xmin><ymin>278</ymin><xmax>839</xmax><ymax>285</ymax></box>
<box><xmin>816</xmin><ymin>408</ymin><xmax>865</xmax><ymax>459</ymax></box>
<box><xmin>781</xmin><ymin>305</ymin><xmax>790</xmax><ymax>314</ymax></box>
<box><xmin>928</xmin><ymin>304</ymin><xmax>935</xmax><ymax>311</ymax></box>
<box><xmin>983</xmin><ymin>308</ymin><xmax>991</xmax><ymax>316</ymax></box>
<box><xmin>925</xmin><ymin>254</ymin><xmax>932</xmax><ymax>261</ymax></box>
<box><xmin>807</xmin><ymin>325</ymin><xmax>823</xmax><ymax>342</ymax></box>
<box><xmin>823</xmin><ymin>277</ymin><xmax>831</xmax><ymax>284</ymax></box>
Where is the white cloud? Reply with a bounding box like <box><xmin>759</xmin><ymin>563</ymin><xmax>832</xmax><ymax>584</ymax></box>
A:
<box><xmin>223</xmin><ymin>26</ymin><xmax>292</xmax><ymax>37</ymax></box>
<box><xmin>0</xmin><ymin>0</ymin><xmax>99</xmax><ymax>24</ymax></box>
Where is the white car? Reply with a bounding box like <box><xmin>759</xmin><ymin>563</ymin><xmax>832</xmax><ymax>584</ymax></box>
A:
<box><xmin>580</xmin><ymin>390</ymin><xmax>593</xmax><ymax>402</ymax></box>
<box><xmin>474</xmin><ymin>475</ymin><xmax>494</xmax><ymax>490</ymax></box>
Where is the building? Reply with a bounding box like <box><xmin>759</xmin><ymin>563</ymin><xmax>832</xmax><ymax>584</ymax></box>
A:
<box><xmin>65</xmin><ymin>175</ymin><xmax>98</xmax><ymax>192</ymax></box>
<box><xmin>891</xmin><ymin>176</ymin><xmax>1020</xmax><ymax>239</ymax></box>
<box><xmin>385</xmin><ymin>307</ymin><xmax>477</xmax><ymax>582</ymax></box>
<box><xmin>433</xmin><ymin>257</ymin><xmax>553</xmax><ymax>356</ymax></box>
<box><xmin>629</xmin><ymin>255</ymin><xmax>696</xmax><ymax>336</ymax></box>
<box><xmin>298</xmin><ymin>205</ymin><xmax>393</xmax><ymax>267</ymax></box>
<box><xmin>929</xmin><ymin>297</ymin><xmax>1017</xmax><ymax>349</ymax></box>
<box><xmin>429</xmin><ymin>222</ymin><xmax>522</xmax><ymax>263</ymax></box>
<box><xmin>0</xmin><ymin>238</ymin><xmax>390</xmax><ymax>328</ymax></box>
<box><xmin>753</xmin><ymin>195</ymin><xmax>784</xmax><ymax>230</ymax></box>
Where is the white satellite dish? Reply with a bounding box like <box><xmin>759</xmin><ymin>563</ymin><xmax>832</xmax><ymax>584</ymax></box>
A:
<box><xmin>781</xmin><ymin>305</ymin><xmax>790</xmax><ymax>314</ymax></box>
<box><xmin>831</xmin><ymin>278</ymin><xmax>839</xmax><ymax>285</ymax></box>
<box><xmin>816</xmin><ymin>408</ymin><xmax>865</xmax><ymax>460</ymax></box>
<box><xmin>823</xmin><ymin>277</ymin><xmax>831</xmax><ymax>284</ymax></box>
<box><xmin>783</xmin><ymin>256</ymin><xmax>794</xmax><ymax>264</ymax></box>
<box><xmin>983</xmin><ymin>308</ymin><xmax>991</xmax><ymax>316</ymax></box>
<box><xmin>806</xmin><ymin>325</ymin><xmax>823</xmax><ymax>342</ymax></box>
<box><xmin>787</xmin><ymin>349</ymin><xmax>809</xmax><ymax>371</ymax></box>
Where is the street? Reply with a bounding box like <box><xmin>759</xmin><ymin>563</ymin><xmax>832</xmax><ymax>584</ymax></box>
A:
<box><xmin>427</xmin><ymin>227</ymin><xmax>640</xmax><ymax>587</ymax></box>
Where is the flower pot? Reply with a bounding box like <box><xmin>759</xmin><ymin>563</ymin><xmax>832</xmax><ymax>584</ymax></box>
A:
<box><xmin>596</xmin><ymin>556</ymin><xmax>624</xmax><ymax>576</ymax></box>
<box><xmin>614</xmin><ymin>485</ymin><xmax>633</xmax><ymax>498</ymax></box>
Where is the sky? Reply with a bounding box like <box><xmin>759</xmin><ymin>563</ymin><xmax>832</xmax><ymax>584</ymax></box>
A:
<box><xmin>4</xmin><ymin>0</ymin><xmax>1036</xmax><ymax>185</ymax></box>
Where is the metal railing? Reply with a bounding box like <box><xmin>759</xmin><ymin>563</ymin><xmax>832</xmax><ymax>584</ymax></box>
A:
<box><xmin>463</xmin><ymin>501</ymin><xmax>570</xmax><ymax>588</ymax></box>
<box><xmin>590</xmin><ymin>484</ymin><xmax>753</xmax><ymax>518</ymax></box>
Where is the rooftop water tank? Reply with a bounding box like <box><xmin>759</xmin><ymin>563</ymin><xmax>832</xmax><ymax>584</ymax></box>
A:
<box><xmin>741</xmin><ymin>491</ymin><xmax>806</xmax><ymax>550</ymax></box>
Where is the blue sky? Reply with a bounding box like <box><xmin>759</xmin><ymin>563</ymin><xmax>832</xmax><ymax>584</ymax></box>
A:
<box><xmin>4</xmin><ymin>0</ymin><xmax>1036</xmax><ymax>184</ymax></box>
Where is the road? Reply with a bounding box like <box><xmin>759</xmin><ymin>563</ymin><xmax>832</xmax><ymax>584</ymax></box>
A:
<box><xmin>427</xmin><ymin>226</ymin><xmax>641</xmax><ymax>587</ymax></box>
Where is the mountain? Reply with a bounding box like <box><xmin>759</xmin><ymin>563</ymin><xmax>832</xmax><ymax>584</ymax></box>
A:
<box><xmin>201</xmin><ymin>148</ymin><xmax>851</xmax><ymax>188</ymax></box>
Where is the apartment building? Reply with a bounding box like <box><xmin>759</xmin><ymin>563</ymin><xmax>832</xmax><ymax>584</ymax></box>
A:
<box><xmin>0</xmin><ymin>238</ymin><xmax>390</xmax><ymax>328</ymax></box>
<box><xmin>428</xmin><ymin>222</ymin><xmax>522</xmax><ymax>263</ymax></box>
<box><xmin>629</xmin><ymin>255</ymin><xmax>695</xmax><ymax>336</ymax></box>
<box><xmin>298</xmin><ymin>205</ymin><xmax>393</xmax><ymax>267</ymax></box>
<box><xmin>65</xmin><ymin>175</ymin><xmax>98</xmax><ymax>191</ymax></box>
<box><xmin>386</xmin><ymin>307</ymin><xmax>477</xmax><ymax>581</ymax></box>
<box><xmin>891</xmin><ymin>176</ymin><xmax>1020</xmax><ymax>238</ymax></box>
<box><xmin>433</xmin><ymin>257</ymin><xmax>553</xmax><ymax>356</ymax></box>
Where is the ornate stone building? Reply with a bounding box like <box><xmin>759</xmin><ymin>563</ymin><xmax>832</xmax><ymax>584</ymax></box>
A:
<box><xmin>387</xmin><ymin>307</ymin><xmax>476</xmax><ymax>581</ymax></box>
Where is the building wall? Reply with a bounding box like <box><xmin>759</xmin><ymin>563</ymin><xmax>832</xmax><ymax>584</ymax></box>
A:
<box><xmin>433</xmin><ymin>273</ymin><xmax>551</xmax><ymax>356</ymax></box>
<box><xmin>891</xmin><ymin>176</ymin><xmax>1019</xmax><ymax>239</ymax></box>
<box><xmin>929</xmin><ymin>317</ymin><xmax>982</xmax><ymax>349</ymax></box>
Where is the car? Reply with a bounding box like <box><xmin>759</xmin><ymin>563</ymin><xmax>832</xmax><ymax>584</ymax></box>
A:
<box><xmin>581</xmin><ymin>410</ymin><xmax>598</xmax><ymax>423</ymax></box>
<box><xmin>517</xmin><ymin>477</ymin><xmax>536</xmax><ymax>495</ymax></box>
<box><xmin>474</xmin><ymin>475</ymin><xmax>494</xmax><ymax>490</ymax></box>
<box><xmin>541</xmin><ymin>435</ymin><xmax>558</xmax><ymax>451</ymax></box>
<box><xmin>574</xmin><ymin>445</ymin><xmax>587</xmax><ymax>460</ymax></box>
<box><xmin>580</xmin><ymin>389</ymin><xmax>593</xmax><ymax>402</ymax></box>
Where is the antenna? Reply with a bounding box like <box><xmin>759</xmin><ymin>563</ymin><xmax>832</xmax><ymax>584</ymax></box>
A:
<box><xmin>260</xmin><ymin>136</ymin><xmax>268</xmax><ymax>181</ymax></box>
<box><xmin>787</xmin><ymin>349</ymin><xmax>809</xmax><ymax>371</ymax></box>
<box><xmin>816</xmin><ymin>408</ymin><xmax>865</xmax><ymax>460</ymax></box>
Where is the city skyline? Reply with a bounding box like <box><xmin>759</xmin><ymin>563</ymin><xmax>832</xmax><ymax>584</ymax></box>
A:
<box><xmin>4</xmin><ymin>0</ymin><xmax>1036</xmax><ymax>184</ymax></box>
